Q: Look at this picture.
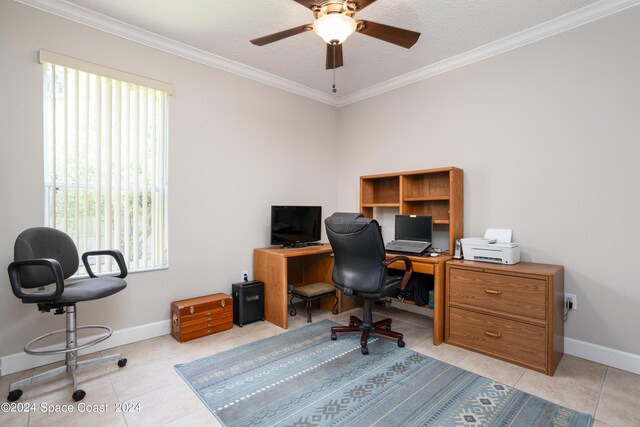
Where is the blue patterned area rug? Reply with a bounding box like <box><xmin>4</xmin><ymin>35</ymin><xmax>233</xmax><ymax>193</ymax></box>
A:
<box><xmin>175</xmin><ymin>320</ymin><xmax>592</xmax><ymax>427</ymax></box>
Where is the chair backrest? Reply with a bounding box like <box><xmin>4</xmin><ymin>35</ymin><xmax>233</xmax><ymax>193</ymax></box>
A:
<box><xmin>14</xmin><ymin>227</ymin><xmax>79</xmax><ymax>288</ymax></box>
<box><xmin>324</xmin><ymin>213</ymin><xmax>387</xmax><ymax>295</ymax></box>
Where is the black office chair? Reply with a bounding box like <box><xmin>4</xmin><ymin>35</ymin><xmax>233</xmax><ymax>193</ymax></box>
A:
<box><xmin>325</xmin><ymin>213</ymin><xmax>412</xmax><ymax>355</ymax></box>
<box><xmin>7</xmin><ymin>227</ymin><xmax>128</xmax><ymax>402</ymax></box>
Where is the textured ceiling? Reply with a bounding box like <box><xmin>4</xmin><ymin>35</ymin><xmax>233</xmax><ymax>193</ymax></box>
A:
<box><xmin>54</xmin><ymin>0</ymin><xmax>603</xmax><ymax>99</ymax></box>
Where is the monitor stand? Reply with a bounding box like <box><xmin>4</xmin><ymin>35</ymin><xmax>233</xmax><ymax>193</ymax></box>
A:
<box><xmin>282</xmin><ymin>242</ymin><xmax>321</xmax><ymax>249</ymax></box>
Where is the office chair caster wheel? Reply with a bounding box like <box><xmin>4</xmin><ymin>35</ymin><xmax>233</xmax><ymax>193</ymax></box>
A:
<box><xmin>398</xmin><ymin>339</ymin><xmax>405</xmax><ymax>348</ymax></box>
<box><xmin>7</xmin><ymin>389</ymin><xmax>23</xmax><ymax>402</ymax></box>
<box><xmin>331</xmin><ymin>332</ymin><xmax>337</xmax><ymax>340</ymax></box>
<box><xmin>72</xmin><ymin>390</ymin><xmax>86</xmax><ymax>402</ymax></box>
<box><xmin>289</xmin><ymin>309</ymin><xmax>295</xmax><ymax>316</ymax></box>
<box><xmin>117</xmin><ymin>358</ymin><xmax>127</xmax><ymax>368</ymax></box>
<box><xmin>361</xmin><ymin>346</ymin><xmax>369</xmax><ymax>355</ymax></box>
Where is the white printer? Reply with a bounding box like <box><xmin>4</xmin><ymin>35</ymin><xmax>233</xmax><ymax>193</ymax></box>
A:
<box><xmin>461</xmin><ymin>229</ymin><xmax>520</xmax><ymax>265</ymax></box>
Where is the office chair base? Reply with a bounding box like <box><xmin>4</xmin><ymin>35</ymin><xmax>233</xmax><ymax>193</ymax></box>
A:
<box><xmin>7</xmin><ymin>305</ymin><xmax>127</xmax><ymax>402</ymax></box>
<box><xmin>331</xmin><ymin>315</ymin><xmax>405</xmax><ymax>355</ymax></box>
<box><xmin>7</xmin><ymin>353</ymin><xmax>126</xmax><ymax>402</ymax></box>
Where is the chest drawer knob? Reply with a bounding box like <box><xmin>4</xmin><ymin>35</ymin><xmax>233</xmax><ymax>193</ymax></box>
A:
<box><xmin>484</xmin><ymin>331</ymin><xmax>502</xmax><ymax>338</ymax></box>
<box><xmin>484</xmin><ymin>288</ymin><xmax>502</xmax><ymax>295</ymax></box>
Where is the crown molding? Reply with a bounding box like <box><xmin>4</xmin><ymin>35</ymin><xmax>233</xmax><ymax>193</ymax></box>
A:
<box><xmin>16</xmin><ymin>0</ymin><xmax>640</xmax><ymax>108</ymax></box>
<box><xmin>14</xmin><ymin>0</ymin><xmax>337</xmax><ymax>105</ymax></box>
<box><xmin>336</xmin><ymin>0</ymin><xmax>640</xmax><ymax>107</ymax></box>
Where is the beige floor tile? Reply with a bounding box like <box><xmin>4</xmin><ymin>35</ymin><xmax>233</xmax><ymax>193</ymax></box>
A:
<box><xmin>594</xmin><ymin>367</ymin><xmax>640</xmax><ymax>426</ymax></box>
<box><xmin>595</xmin><ymin>388</ymin><xmax>640</xmax><ymax>427</ymax></box>
<box><xmin>411</xmin><ymin>340</ymin><xmax>472</xmax><ymax>365</ymax></box>
<box><xmin>601</xmin><ymin>367</ymin><xmax>640</xmax><ymax>397</ymax></box>
<box><xmin>102</xmin><ymin>335</ymin><xmax>177</xmax><ymax>364</ymax></box>
<box><xmin>108</xmin><ymin>357</ymin><xmax>182</xmax><ymax>401</ymax></box>
<box><xmin>456</xmin><ymin>352</ymin><xmax>527</xmax><ymax>386</ymax></box>
<box><xmin>121</xmin><ymin>380</ymin><xmax>204</xmax><ymax>427</ymax></box>
<box><xmin>592</xmin><ymin>420</ymin><xmax>611</xmax><ymax>427</ymax></box>
<box><xmin>161</xmin><ymin>408</ymin><xmax>221</xmax><ymax>426</ymax></box>
<box><xmin>515</xmin><ymin>355</ymin><xmax>606</xmax><ymax>415</ymax></box>
<box><xmin>0</xmin><ymin>405</ymin><xmax>29</xmax><ymax>427</ymax></box>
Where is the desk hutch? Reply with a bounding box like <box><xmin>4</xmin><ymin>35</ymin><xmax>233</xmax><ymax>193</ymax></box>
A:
<box><xmin>360</xmin><ymin>166</ymin><xmax>464</xmax><ymax>342</ymax></box>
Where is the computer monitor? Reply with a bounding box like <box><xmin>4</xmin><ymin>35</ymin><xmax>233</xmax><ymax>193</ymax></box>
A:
<box><xmin>270</xmin><ymin>206</ymin><xmax>322</xmax><ymax>247</ymax></box>
<box><xmin>395</xmin><ymin>215</ymin><xmax>433</xmax><ymax>242</ymax></box>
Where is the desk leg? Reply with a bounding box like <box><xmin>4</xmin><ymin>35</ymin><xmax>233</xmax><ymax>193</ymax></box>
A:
<box><xmin>254</xmin><ymin>251</ymin><xmax>288</xmax><ymax>329</ymax></box>
<box><xmin>433</xmin><ymin>261</ymin><xmax>445</xmax><ymax>345</ymax></box>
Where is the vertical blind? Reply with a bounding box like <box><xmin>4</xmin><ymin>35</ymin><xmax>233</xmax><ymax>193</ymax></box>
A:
<box><xmin>43</xmin><ymin>60</ymin><xmax>169</xmax><ymax>273</ymax></box>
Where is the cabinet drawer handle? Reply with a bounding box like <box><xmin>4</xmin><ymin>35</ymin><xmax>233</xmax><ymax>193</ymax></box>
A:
<box><xmin>484</xmin><ymin>331</ymin><xmax>502</xmax><ymax>338</ymax></box>
<box><xmin>484</xmin><ymin>289</ymin><xmax>502</xmax><ymax>295</ymax></box>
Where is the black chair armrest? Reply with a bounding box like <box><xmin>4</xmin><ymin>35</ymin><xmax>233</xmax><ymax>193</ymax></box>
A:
<box><xmin>383</xmin><ymin>256</ymin><xmax>413</xmax><ymax>290</ymax></box>
<box><xmin>8</xmin><ymin>258</ymin><xmax>65</xmax><ymax>301</ymax></box>
<box><xmin>82</xmin><ymin>250</ymin><xmax>128</xmax><ymax>279</ymax></box>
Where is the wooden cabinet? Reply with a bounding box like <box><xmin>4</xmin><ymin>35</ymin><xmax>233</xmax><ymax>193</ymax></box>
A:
<box><xmin>360</xmin><ymin>167</ymin><xmax>463</xmax><ymax>252</ymax></box>
<box><xmin>445</xmin><ymin>260</ymin><xmax>564</xmax><ymax>375</ymax></box>
<box><xmin>171</xmin><ymin>293</ymin><xmax>233</xmax><ymax>342</ymax></box>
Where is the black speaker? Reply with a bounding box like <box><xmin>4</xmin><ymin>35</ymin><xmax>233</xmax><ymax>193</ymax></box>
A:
<box><xmin>232</xmin><ymin>280</ymin><xmax>264</xmax><ymax>327</ymax></box>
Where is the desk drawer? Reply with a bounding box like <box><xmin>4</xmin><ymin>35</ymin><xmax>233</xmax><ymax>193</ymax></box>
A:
<box><xmin>388</xmin><ymin>260</ymin><xmax>434</xmax><ymax>275</ymax></box>
<box><xmin>448</xmin><ymin>307</ymin><xmax>547</xmax><ymax>371</ymax></box>
<box><xmin>449</xmin><ymin>268</ymin><xmax>546</xmax><ymax>320</ymax></box>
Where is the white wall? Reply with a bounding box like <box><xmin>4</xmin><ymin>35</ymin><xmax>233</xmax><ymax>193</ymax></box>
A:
<box><xmin>0</xmin><ymin>2</ymin><xmax>340</xmax><ymax>357</ymax></box>
<box><xmin>338</xmin><ymin>7</ymin><xmax>640</xmax><ymax>356</ymax></box>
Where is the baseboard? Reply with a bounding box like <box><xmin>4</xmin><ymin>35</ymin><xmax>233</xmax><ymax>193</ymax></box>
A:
<box><xmin>564</xmin><ymin>337</ymin><xmax>640</xmax><ymax>375</ymax></box>
<box><xmin>0</xmin><ymin>320</ymin><xmax>171</xmax><ymax>376</ymax></box>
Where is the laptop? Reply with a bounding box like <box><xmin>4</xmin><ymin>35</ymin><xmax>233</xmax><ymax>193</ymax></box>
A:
<box><xmin>385</xmin><ymin>215</ymin><xmax>433</xmax><ymax>254</ymax></box>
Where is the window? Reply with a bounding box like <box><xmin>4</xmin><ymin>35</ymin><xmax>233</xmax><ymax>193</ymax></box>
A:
<box><xmin>42</xmin><ymin>51</ymin><xmax>170</xmax><ymax>273</ymax></box>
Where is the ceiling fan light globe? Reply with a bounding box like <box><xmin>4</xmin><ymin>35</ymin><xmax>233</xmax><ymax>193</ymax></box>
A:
<box><xmin>313</xmin><ymin>13</ymin><xmax>357</xmax><ymax>45</ymax></box>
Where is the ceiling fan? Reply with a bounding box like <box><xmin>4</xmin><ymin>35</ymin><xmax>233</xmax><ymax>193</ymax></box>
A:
<box><xmin>250</xmin><ymin>1</ymin><xmax>421</xmax><ymax>85</ymax></box>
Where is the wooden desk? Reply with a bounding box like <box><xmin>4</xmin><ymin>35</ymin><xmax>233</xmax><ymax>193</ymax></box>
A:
<box><xmin>253</xmin><ymin>244</ymin><xmax>360</xmax><ymax>329</ymax></box>
<box><xmin>255</xmin><ymin>244</ymin><xmax>448</xmax><ymax>345</ymax></box>
<box><xmin>387</xmin><ymin>254</ymin><xmax>451</xmax><ymax>345</ymax></box>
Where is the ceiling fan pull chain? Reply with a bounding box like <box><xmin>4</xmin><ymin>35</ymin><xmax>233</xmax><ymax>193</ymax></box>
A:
<box><xmin>332</xmin><ymin>43</ymin><xmax>337</xmax><ymax>93</ymax></box>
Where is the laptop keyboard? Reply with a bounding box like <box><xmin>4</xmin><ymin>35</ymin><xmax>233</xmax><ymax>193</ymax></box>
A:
<box><xmin>400</xmin><ymin>241</ymin><xmax>426</xmax><ymax>249</ymax></box>
<box><xmin>386</xmin><ymin>240</ymin><xmax>430</xmax><ymax>253</ymax></box>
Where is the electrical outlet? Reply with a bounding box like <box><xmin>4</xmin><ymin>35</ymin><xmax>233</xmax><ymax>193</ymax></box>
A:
<box><xmin>241</xmin><ymin>270</ymin><xmax>249</xmax><ymax>282</ymax></box>
<box><xmin>564</xmin><ymin>293</ymin><xmax>577</xmax><ymax>310</ymax></box>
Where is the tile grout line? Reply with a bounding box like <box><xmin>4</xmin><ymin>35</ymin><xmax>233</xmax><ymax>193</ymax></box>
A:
<box><xmin>102</xmin><ymin>349</ymin><xmax>129</xmax><ymax>427</ymax></box>
<box><xmin>592</xmin><ymin>366</ymin><xmax>608</xmax><ymax>420</ymax></box>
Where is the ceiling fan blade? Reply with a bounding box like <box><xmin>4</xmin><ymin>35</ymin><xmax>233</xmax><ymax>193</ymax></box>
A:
<box><xmin>326</xmin><ymin>43</ymin><xmax>344</xmax><ymax>70</ymax></box>
<box><xmin>293</xmin><ymin>0</ymin><xmax>321</xmax><ymax>10</ymax></box>
<box><xmin>356</xmin><ymin>20</ymin><xmax>421</xmax><ymax>49</ymax></box>
<box><xmin>250</xmin><ymin>25</ymin><xmax>312</xmax><ymax>46</ymax></box>
<box><xmin>349</xmin><ymin>0</ymin><xmax>378</xmax><ymax>12</ymax></box>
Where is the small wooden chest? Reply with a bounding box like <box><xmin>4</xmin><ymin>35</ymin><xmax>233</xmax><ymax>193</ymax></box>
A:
<box><xmin>171</xmin><ymin>293</ymin><xmax>233</xmax><ymax>342</ymax></box>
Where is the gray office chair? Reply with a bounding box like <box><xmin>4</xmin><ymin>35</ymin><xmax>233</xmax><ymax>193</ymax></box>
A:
<box><xmin>325</xmin><ymin>213</ymin><xmax>412</xmax><ymax>355</ymax></box>
<box><xmin>7</xmin><ymin>227</ymin><xmax>128</xmax><ymax>402</ymax></box>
